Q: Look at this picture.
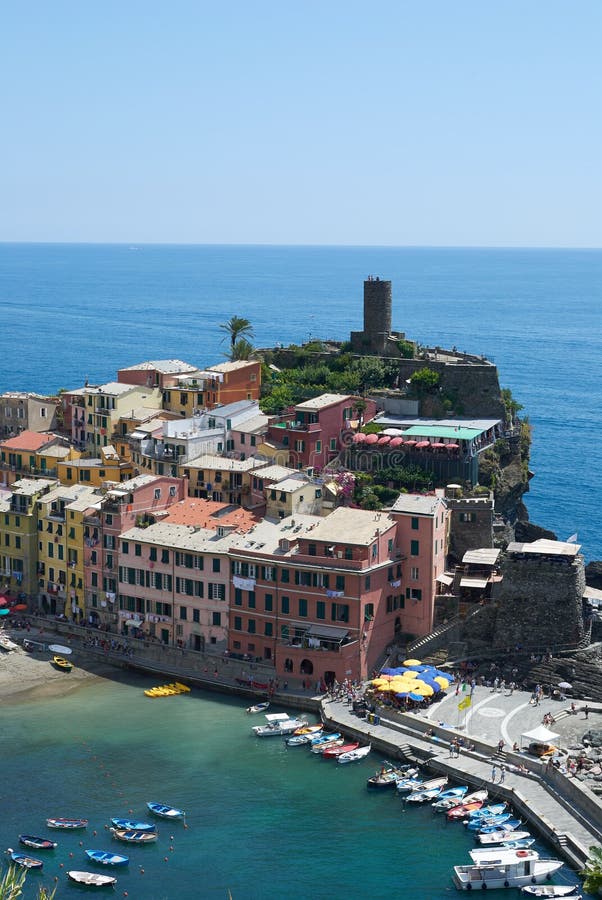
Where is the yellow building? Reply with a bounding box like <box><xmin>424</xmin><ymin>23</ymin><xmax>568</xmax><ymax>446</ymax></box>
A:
<box><xmin>183</xmin><ymin>454</ymin><xmax>267</xmax><ymax>504</ymax></box>
<box><xmin>0</xmin><ymin>478</ymin><xmax>55</xmax><ymax>603</ymax></box>
<box><xmin>56</xmin><ymin>445</ymin><xmax>133</xmax><ymax>487</ymax></box>
<box><xmin>82</xmin><ymin>382</ymin><xmax>162</xmax><ymax>451</ymax></box>
<box><xmin>36</xmin><ymin>484</ymin><xmax>98</xmax><ymax>618</ymax></box>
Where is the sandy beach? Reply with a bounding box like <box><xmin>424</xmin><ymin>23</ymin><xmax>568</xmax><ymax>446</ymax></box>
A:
<box><xmin>0</xmin><ymin>636</ymin><xmax>111</xmax><ymax>704</ymax></box>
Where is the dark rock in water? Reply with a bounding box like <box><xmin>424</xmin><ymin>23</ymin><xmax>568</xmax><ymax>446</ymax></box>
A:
<box><xmin>585</xmin><ymin>560</ymin><xmax>602</xmax><ymax>589</ymax></box>
<box><xmin>514</xmin><ymin>519</ymin><xmax>558</xmax><ymax>543</ymax></box>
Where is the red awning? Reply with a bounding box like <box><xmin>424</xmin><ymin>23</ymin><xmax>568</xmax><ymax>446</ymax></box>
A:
<box><xmin>377</xmin><ymin>436</ymin><xmax>390</xmax><ymax>446</ymax></box>
<box><xmin>365</xmin><ymin>433</ymin><xmax>379</xmax><ymax>445</ymax></box>
<box><xmin>353</xmin><ymin>432</ymin><xmax>366</xmax><ymax>443</ymax></box>
<box><xmin>404</xmin><ymin>440</ymin><xmax>417</xmax><ymax>446</ymax></box>
<box><xmin>446</xmin><ymin>443</ymin><xmax>459</xmax><ymax>449</ymax></box>
<box><xmin>10</xmin><ymin>603</ymin><xmax>28</xmax><ymax>612</ymax></box>
<box><xmin>389</xmin><ymin>438</ymin><xmax>404</xmax><ymax>448</ymax></box>
<box><xmin>431</xmin><ymin>442</ymin><xmax>447</xmax><ymax>449</ymax></box>
<box><xmin>0</xmin><ymin>597</ymin><xmax>8</xmax><ymax>607</ymax></box>
<box><xmin>415</xmin><ymin>441</ymin><xmax>430</xmax><ymax>449</ymax></box>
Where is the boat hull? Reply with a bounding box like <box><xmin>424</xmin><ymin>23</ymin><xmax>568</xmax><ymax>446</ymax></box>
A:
<box><xmin>453</xmin><ymin>860</ymin><xmax>564</xmax><ymax>890</ymax></box>
<box><xmin>9</xmin><ymin>852</ymin><xmax>43</xmax><ymax>869</ymax></box>
<box><xmin>68</xmin><ymin>870</ymin><xmax>117</xmax><ymax>887</ymax></box>
<box><xmin>110</xmin><ymin>818</ymin><xmax>156</xmax><ymax>832</ymax></box>
<box><xmin>110</xmin><ymin>829</ymin><xmax>157</xmax><ymax>844</ymax></box>
<box><xmin>85</xmin><ymin>850</ymin><xmax>129</xmax><ymax>867</ymax></box>
<box><xmin>19</xmin><ymin>835</ymin><xmax>57</xmax><ymax>850</ymax></box>
<box><xmin>46</xmin><ymin>818</ymin><xmax>88</xmax><ymax>830</ymax></box>
<box><xmin>147</xmin><ymin>802</ymin><xmax>185</xmax><ymax>819</ymax></box>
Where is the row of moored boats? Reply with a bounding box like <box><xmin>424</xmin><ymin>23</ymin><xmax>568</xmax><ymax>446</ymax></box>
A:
<box><xmin>250</xmin><ymin>712</ymin><xmax>371</xmax><ymax>763</ymax></box>
<box><xmin>366</xmin><ymin>763</ymin><xmax>581</xmax><ymax>896</ymax></box>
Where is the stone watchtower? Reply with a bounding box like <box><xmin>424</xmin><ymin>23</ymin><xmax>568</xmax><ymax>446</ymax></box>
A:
<box><xmin>350</xmin><ymin>277</ymin><xmax>407</xmax><ymax>356</ymax></box>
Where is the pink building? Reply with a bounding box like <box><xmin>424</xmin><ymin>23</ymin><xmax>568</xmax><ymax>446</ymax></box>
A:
<box><xmin>389</xmin><ymin>492</ymin><xmax>449</xmax><ymax>637</ymax></box>
<box><xmin>83</xmin><ymin>474</ymin><xmax>186</xmax><ymax>628</ymax></box>
<box><xmin>266</xmin><ymin>393</ymin><xmax>377</xmax><ymax>472</ymax></box>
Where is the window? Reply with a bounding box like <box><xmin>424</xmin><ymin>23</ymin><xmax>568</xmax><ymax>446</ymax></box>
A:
<box><xmin>281</xmin><ymin>595</ymin><xmax>290</xmax><ymax>614</ymax></box>
<box><xmin>280</xmin><ymin>568</ymin><xmax>290</xmax><ymax>583</ymax></box>
<box><xmin>122</xmin><ymin>541</ymin><xmax>129</xmax><ymax>554</ymax></box>
<box><xmin>411</xmin><ymin>517</ymin><xmax>419</xmax><ymax>530</ymax></box>
<box><xmin>406</xmin><ymin>587</ymin><xmax>422</xmax><ymax>601</ymax></box>
<box><xmin>247</xmin><ymin>619</ymin><xmax>256</xmax><ymax>634</ymax></box>
<box><xmin>411</xmin><ymin>567</ymin><xmax>419</xmax><ymax>580</ymax></box>
<box><xmin>105</xmin><ymin>514</ymin><xmax>113</xmax><ymax>526</ymax></box>
<box><xmin>212</xmin><ymin>558</ymin><xmax>221</xmax><ymax>573</ymax></box>
<box><xmin>149</xmin><ymin>547</ymin><xmax>157</xmax><ymax>562</ymax></box>
<box><xmin>264</xmin><ymin>622</ymin><xmax>273</xmax><ymax>637</ymax></box>
<box><xmin>208</xmin><ymin>583</ymin><xmax>225</xmax><ymax>601</ymax></box>
<box><xmin>298</xmin><ymin>598</ymin><xmax>307</xmax><ymax>617</ymax></box>
<box><xmin>365</xmin><ymin>575</ymin><xmax>371</xmax><ymax>590</ymax></box>
<box><xmin>15</xmin><ymin>536</ymin><xmax>21</xmax><ymax>549</ymax></box>
<box><xmin>248</xmin><ymin>591</ymin><xmax>256</xmax><ymax>609</ymax></box>
<box><xmin>308</xmin><ymin>543</ymin><xmax>316</xmax><ymax>557</ymax></box>
<box><xmin>330</xmin><ymin>438</ymin><xmax>336</xmax><ymax>450</ymax></box>
<box><xmin>316</xmin><ymin>601</ymin><xmax>325</xmax><ymax>620</ymax></box>
<box><xmin>161</xmin><ymin>549</ymin><xmax>170</xmax><ymax>564</ymax></box>
<box><xmin>344</xmin><ymin>547</ymin><xmax>353</xmax><ymax>560</ymax></box>
<box><xmin>315</xmin><ymin>440</ymin><xmax>321</xmax><ymax>453</ymax></box>
<box><xmin>295</xmin><ymin>440</ymin><xmax>305</xmax><ymax>452</ymax></box>
<box><xmin>250</xmin><ymin>435</ymin><xmax>256</xmax><ymax>447</ymax></box>
<box><xmin>212</xmin><ymin>612</ymin><xmax>221</xmax><ymax>626</ymax></box>
<box><xmin>371</xmin><ymin>543</ymin><xmax>377</xmax><ymax>558</ymax></box>
<box><xmin>135</xmin><ymin>544</ymin><xmax>141</xmax><ymax>557</ymax></box>
<box><xmin>193</xmin><ymin>609</ymin><xmax>200</xmax><ymax>623</ymax></box>
<box><xmin>234</xmin><ymin>588</ymin><xmax>242</xmax><ymax>606</ymax></box>
<box><xmin>169</xmin><ymin>485</ymin><xmax>176</xmax><ymax>497</ymax></box>
<box><xmin>388</xmin><ymin>538</ymin><xmax>394</xmax><ymax>552</ymax></box>
<box><xmin>331</xmin><ymin>603</ymin><xmax>349</xmax><ymax>622</ymax></box>
<box><xmin>410</xmin><ymin>540</ymin><xmax>419</xmax><ymax>556</ymax></box>
<box><xmin>179</xmin><ymin>606</ymin><xmax>187</xmax><ymax>620</ymax></box>
<box><xmin>335</xmin><ymin>575</ymin><xmax>345</xmax><ymax>592</ymax></box>
<box><xmin>364</xmin><ymin>603</ymin><xmax>374</xmax><ymax>621</ymax></box>
<box><xmin>264</xmin><ymin>593</ymin><xmax>273</xmax><ymax>611</ymax></box>
<box><xmin>154</xmin><ymin>489</ymin><xmax>161</xmax><ymax>500</ymax></box>
<box><xmin>234</xmin><ymin>616</ymin><xmax>242</xmax><ymax>631</ymax></box>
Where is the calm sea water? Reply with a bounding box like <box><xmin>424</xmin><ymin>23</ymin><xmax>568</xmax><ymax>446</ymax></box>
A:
<box><xmin>0</xmin><ymin>673</ymin><xmax>585</xmax><ymax>900</ymax></box>
<box><xmin>0</xmin><ymin>243</ymin><xmax>600</xmax><ymax>559</ymax></box>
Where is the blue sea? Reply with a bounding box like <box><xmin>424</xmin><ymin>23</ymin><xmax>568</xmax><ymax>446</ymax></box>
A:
<box><xmin>0</xmin><ymin>243</ymin><xmax>600</xmax><ymax>560</ymax></box>
<box><xmin>0</xmin><ymin>676</ymin><xmax>586</xmax><ymax>900</ymax></box>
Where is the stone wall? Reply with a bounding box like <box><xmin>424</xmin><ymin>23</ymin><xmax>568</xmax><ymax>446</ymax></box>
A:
<box><xmin>446</xmin><ymin>496</ymin><xmax>494</xmax><ymax>562</ymax></box>
<box><xmin>397</xmin><ymin>358</ymin><xmax>505</xmax><ymax>419</ymax></box>
<box><xmin>490</xmin><ymin>555</ymin><xmax>586</xmax><ymax>650</ymax></box>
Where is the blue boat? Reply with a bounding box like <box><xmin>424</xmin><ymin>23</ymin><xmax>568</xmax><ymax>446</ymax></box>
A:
<box><xmin>500</xmin><ymin>838</ymin><xmax>535</xmax><ymax>850</ymax></box>
<box><xmin>7</xmin><ymin>850</ymin><xmax>43</xmax><ymax>869</ymax></box>
<box><xmin>310</xmin><ymin>732</ymin><xmax>340</xmax><ymax>746</ymax></box>
<box><xmin>19</xmin><ymin>835</ymin><xmax>57</xmax><ymax>850</ymax></box>
<box><xmin>110</xmin><ymin>818</ymin><xmax>156</xmax><ymax>833</ymax></box>
<box><xmin>85</xmin><ymin>849</ymin><xmax>129</xmax><ymax>867</ymax></box>
<box><xmin>147</xmin><ymin>802</ymin><xmax>185</xmax><ymax>820</ymax></box>
<box><xmin>286</xmin><ymin>732</ymin><xmax>319</xmax><ymax>746</ymax></box>
<box><xmin>467</xmin><ymin>803</ymin><xmax>507</xmax><ymax>819</ymax></box>
<box><xmin>476</xmin><ymin>817</ymin><xmax>522</xmax><ymax>834</ymax></box>
<box><xmin>466</xmin><ymin>813</ymin><xmax>512</xmax><ymax>831</ymax></box>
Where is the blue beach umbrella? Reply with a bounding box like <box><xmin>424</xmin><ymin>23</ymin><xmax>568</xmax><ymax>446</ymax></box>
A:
<box><xmin>0</xmin><ymin>608</ymin><xmax>9</xmax><ymax>616</ymax></box>
<box><xmin>409</xmin><ymin>692</ymin><xmax>424</xmax><ymax>702</ymax></box>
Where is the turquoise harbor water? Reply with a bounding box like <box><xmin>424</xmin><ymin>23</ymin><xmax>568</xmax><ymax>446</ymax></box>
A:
<box><xmin>1</xmin><ymin>243</ymin><xmax>600</xmax><ymax>559</ymax></box>
<box><xmin>0</xmin><ymin>672</ymin><xmax>586</xmax><ymax>899</ymax></box>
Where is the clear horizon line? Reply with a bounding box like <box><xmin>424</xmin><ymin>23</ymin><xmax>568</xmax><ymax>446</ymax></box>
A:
<box><xmin>0</xmin><ymin>239</ymin><xmax>601</xmax><ymax>251</ymax></box>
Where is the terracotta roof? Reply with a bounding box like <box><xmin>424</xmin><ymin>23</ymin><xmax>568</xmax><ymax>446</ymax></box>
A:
<box><xmin>0</xmin><ymin>431</ymin><xmax>57</xmax><ymax>452</ymax></box>
<box><xmin>161</xmin><ymin>498</ymin><xmax>261</xmax><ymax>533</ymax></box>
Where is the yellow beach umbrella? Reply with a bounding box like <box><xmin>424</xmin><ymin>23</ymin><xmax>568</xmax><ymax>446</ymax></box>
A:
<box><xmin>434</xmin><ymin>676</ymin><xmax>452</xmax><ymax>689</ymax></box>
<box><xmin>411</xmin><ymin>681</ymin><xmax>435</xmax><ymax>696</ymax></box>
<box><xmin>377</xmin><ymin>684</ymin><xmax>399</xmax><ymax>693</ymax></box>
<box><xmin>398</xmin><ymin>670</ymin><xmax>419</xmax><ymax>680</ymax></box>
<box><xmin>403</xmin><ymin>659</ymin><xmax>422</xmax><ymax>667</ymax></box>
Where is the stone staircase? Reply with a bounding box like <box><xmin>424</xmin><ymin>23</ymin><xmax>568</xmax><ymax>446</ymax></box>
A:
<box><xmin>525</xmin><ymin>656</ymin><xmax>602</xmax><ymax>702</ymax></box>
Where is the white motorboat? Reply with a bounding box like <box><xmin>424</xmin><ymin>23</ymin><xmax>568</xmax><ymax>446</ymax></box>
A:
<box><xmin>477</xmin><ymin>830</ymin><xmax>532</xmax><ymax>845</ymax></box>
<box><xmin>252</xmin><ymin>713</ymin><xmax>308</xmax><ymax>736</ymax></box>
<box><xmin>521</xmin><ymin>886</ymin><xmax>582</xmax><ymax>898</ymax></box>
<box><xmin>453</xmin><ymin>848</ymin><xmax>563</xmax><ymax>891</ymax></box>
<box><xmin>406</xmin><ymin>785</ymin><xmax>446</xmax><ymax>803</ymax></box>
<box><xmin>337</xmin><ymin>744</ymin><xmax>371</xmax><ymax>764</ymax></box>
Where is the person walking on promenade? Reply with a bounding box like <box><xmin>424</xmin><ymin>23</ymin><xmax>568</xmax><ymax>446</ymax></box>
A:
<box><xmin>584</xmin><ymin>705</ymin><xmax>589</xmax><ymax>719</ymax></box>
<box><xmin>499</xmin><ymin>679</ymin><xmax>506</xmax><ymax>693</ymax></box>
<box><xmin>492</xmin><ymin>677</ymin><xmax>499</xmax><ymax>693</ymax></box>
<box><xmin>499</xmin><ymin>764</ymin><xmax>506</xmax><ymax>784</ymax></box>
<box><xmin>508</xmin><ymin>681</ymin><xmax>515</xmax><ymax>695</ymax></box>
<box><xmin>491</xmin><ymin>763</ymin><xmax>497</xmax><ymax>782</ymax></box>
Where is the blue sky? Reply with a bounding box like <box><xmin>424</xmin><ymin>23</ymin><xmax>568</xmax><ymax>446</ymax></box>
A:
<box><xmin>1</xmin><ymin>1</ymin><xmax>600</xmax><ymax>246</ymax></box>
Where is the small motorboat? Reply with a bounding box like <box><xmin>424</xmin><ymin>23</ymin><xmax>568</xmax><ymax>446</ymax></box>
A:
<box><xmin>322</xmin><ymin>741</ymin><xmax>360</xmax><ymax>759</ymax></box>
<box><xmin>68</xmin><ymin>870</ymin><xmax>117</xmax><ymax>887</ymax></box>
<box><xmin>310</xmin><ymin>732</ymin><xmax>340</xmax><ymax>746</ymax></box>
<box><xmin>406</xmin><ymin>785</ymin><xmax>446</xmax><ymax>803</ymax></box>
<box><xmin>431</xmin><ymin>786</ymin><xmax>468</xmax><ymax>810</ymax></box>
<box><xmin>477</xmin><ymin>830</ymin><xmax>532</xmax><ymax>846</ymax></box>
<box><xmin>246</xmin><ymin>702</ymin><xmax>270</xmax><ymax>714</ymax></box>
<box><xmin>292</xmin><ymin>723</ymin><xmax>322</xmax><ymax>736</ymax></box>
<box><xmin>7</xmin><ymin>850</ymin><xmax>43</xmax><ymax>869</ymax></box>
<box><xmin>467</xmin><ymin>802</ymin><xmax>507</xmax><ymax>820</ymax></box>
<box><xmin>465</xmin><ymin>813</ymin><xmax>513</xmax><ymax>831</ymax></box>
<box><xmin>52</xmin><ymin>655</ymin><xmax>72</xmax><ymax>672</ymax></box>
<box><xmin>147</xmin><ymin>802</ymin><xmax>185</xmax><ymax>820</ymax></box>
<box><xmin>110</xmin><ymin>818</ymin><xmax>156</xmax><ymax>833</ymax></box>
<box><xmin>521</xmin><ymin>886</ymin><xmax>582</xmax><ymax>898</ymax></box>
<box><xmin>312</xmin><ymin>738</ymin><xmax>344</xmax><ymax>755</ymax></box>
<box><xmin>85</xmin><ymin>849</ymin><xmax>129</xmax><ymax>867</ymax></box>
<box><xmin>110</xmin><ymin>829</ymin><xmax>158</xmax><ymax>844</ymax></box>
<box><xmin>447</xmin><ymin>800</ymin><xmax>484</xmax><ymax>820</ymax></box>
<box><xmin>19</xmin><ymin>835</ymin><xmax>57</xmax><ymax>850</ymax></box>
<box><xmin>287</xmin><ymin>732</ymin><xmax>321</xmax><ymax>747</ymax></box>
<box><xmin>476</xmin><ymin>817</ymin><xmax>522</xmax><ymax>834</ymax></box>
<box><xmin>252</xmin><ymin>713</ymin><xmax>308</xmax><ymax>737</ymax></box>
<box><xmin>337</xmin><ymin>744</ymin><xmax>371</xmax><ymax>764</ymax></box>
<box><xmin>501</xmin><ymin>838</ymin><xmax>535</xmax><ymax>850</ymax></box>
<box><xmin>368</xmin><ymin>766</ymin><xmax>412</xmax><ymax>789</ymax></box>
<box><xmin>453</xmin><ymin>847</ymin><xmax>563</xmax><ymax>891</ymax></box>
<box><xmin>395</xmin><ymin>775</ymin><xmax>423</xmax><ymax>793</ymax></box>
<box><xmin>47</xmin><ymin>817</ymin><xmax>88</xmax><ymax>829</ymax></box>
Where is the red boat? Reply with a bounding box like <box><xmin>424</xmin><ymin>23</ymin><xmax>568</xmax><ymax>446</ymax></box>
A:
<box><xmin>447</xmin><ymin>800</ymin><xmax>484</xmax><ymax>820</ymax></box>
<box><xmin>322</xmin><ymin>741</ymin><xmax>360</xmax><ymax>759</ymax></box>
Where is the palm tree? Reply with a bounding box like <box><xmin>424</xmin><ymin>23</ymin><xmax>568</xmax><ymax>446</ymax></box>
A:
<box><xmin>582</xmin><ymin>844</ymin><xmax>602</xmax><ymax>895</ymax></box>
<box><xmin>219</xmin><ymin>316</ymin><xmax>254</xmax><ymax>351</ymax></box>
<box><xmin>0</xmin><ymin>864</ymin><xmax>57</xmax><ymax>900</ymax></box>
<box><xmin>229</xmin><ymin>338</ymin><xmax>255</xmax><ymax>361</ymax></box>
